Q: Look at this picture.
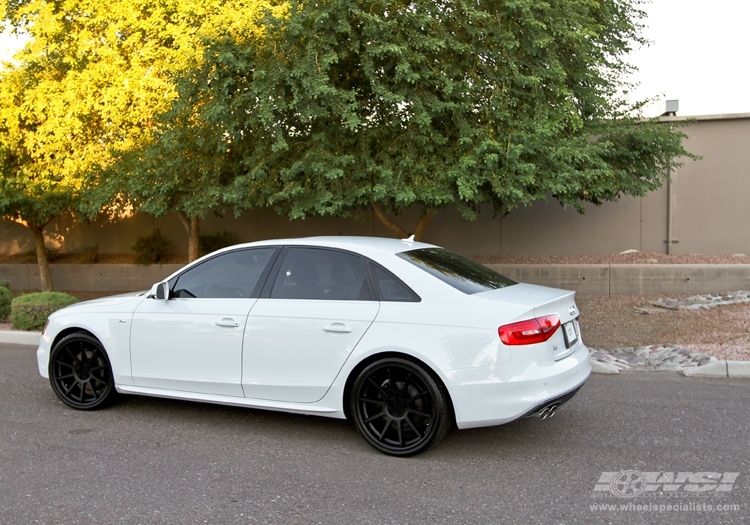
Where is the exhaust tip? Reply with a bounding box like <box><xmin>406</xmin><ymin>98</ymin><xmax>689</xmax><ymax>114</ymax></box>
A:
<box><xmin>539</xmin><ymin>404</ymin><xmax>558</xmax><ymax>420</ymax></box>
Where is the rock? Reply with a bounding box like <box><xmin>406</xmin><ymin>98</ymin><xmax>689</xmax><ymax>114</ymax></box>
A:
<box><xmin>590</xmin><ymin>359</ymin><xmax>620</xmax><ymax>374</ymax></box>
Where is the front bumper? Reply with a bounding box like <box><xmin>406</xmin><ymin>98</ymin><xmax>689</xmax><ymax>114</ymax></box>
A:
<box><xmin>445</xmin><ymin>342</ymin><xmax>591</xmax><ymax>429</ymax></box>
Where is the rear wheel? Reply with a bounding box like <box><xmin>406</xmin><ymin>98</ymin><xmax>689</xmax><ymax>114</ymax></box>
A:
<box><xmin>49</xmin><ymin>333</ymin><xmax>117</xmax><ymax>410</ymax></box>
<box><xmin>351</xmin><ymin>358</ymin><xmax>451</xmax><ymax>456</ymax></box>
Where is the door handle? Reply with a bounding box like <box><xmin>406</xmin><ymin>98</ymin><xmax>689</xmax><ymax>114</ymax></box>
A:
<box><xmin>324</xmin><ymin>323</ymin><xmax>352</xmax><ymax>333</ymax></box>
<box><xmin>215</xmin><ymin>318</ymin><xmax>239</xmax><ymax>328</ymax></box>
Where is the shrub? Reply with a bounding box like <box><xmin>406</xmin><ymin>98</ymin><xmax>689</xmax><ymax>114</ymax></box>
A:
<box><xmin>0</xmin><ymin>286</ymin><xmax>11</xmax><ymax>321</ymax></box>
<box><xmin>11</xmin><ymin>292</ymin><xmax>78</xmax><ymax>331</ymax></box>
<box><xmin>0</xmin><ymin>280</ymin><xmax>10</xmax><ymax>289</ymax></box>
<box><xmin>80</xmin><ymin>244</ymin><xmax>100</xmax><ymax>264</ymax></box>
<box><xmin>199</xmin><ymin>230</ymin><xmax>239</xmax><ymax>256</ymax></box>
<box><xmin>21</xmin><ymin>247</ymin><xmax>60</xmax><ymax>263</ymax></box>
<box><xmin>131</xmin><ymin>229</ymin><xmax>172</xmax><ymax>265</ymax></box>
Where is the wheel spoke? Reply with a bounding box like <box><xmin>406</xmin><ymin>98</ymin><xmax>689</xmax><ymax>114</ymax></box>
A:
<box><xmin>63</xmin><ymin>380</ymin><xmax>78</xmax><ymax>395</ymax></box>
<box><xmin>377</xmin><ymin>418</ymin><xmax>392</xmax><ymax>442</ymax></box>
<box><xmin>87</xmin><ymin>380</ymin><xmax>100</xmax><ymax>400</ymax></box>
<box><xmin>56</xmin><ymin>373</ymin><xmax>75</xmax><ymax>380</ymax></box>
<box><xmin>89</xmin><ymin>365</ymin><xmax>106</xmax><ymax>373</ymax></box>
<box><xmin>402</xmin><ymin>373</ymin><xmax>412</xmax><ymax>392</ymax></box>
<box><xmin>408</xmin><ymin>408</ymin><xmax>432</xmax><ymax>419</ymax></box>
<box><xmin>364</xmin><ymin>411</ymin><xmax>385</xmax><ymax>424</ymax></box>
<box><xmin>76</xmin><ymin>382</ymin><xmax>85</xmax><ymax>402</ymax></box>
<box><xmin>396</xmin><ymin>420</ymin><xmax>404</xmax><ymax>447</ymax></box>
<box><xmin>404</xmin><ymin>416</ymin><xmax>423</xmax><ymax>439</ymax></box>
<box><xmin>359</xmin><ymin>397</ymin><xmax>384</xmax><ymax>406</ymax></box>
<box><xmin>408</xmin><ymin>390</ymin><xmax>428</xmax><ymax>403</ymax></box>
<box><xmin>90</xmin><ymin>375</ymin><xmax>107</xmax><ymax>388</ymax></box>
<box><xmin>367</xmin><ymin>378</ymin><xmax>388</xmax><ymax>397</ymax></box>
<box><xmin>65</xmin><ymin>347</ymin><xmax>80</xmax><ymax>364</ymax></box>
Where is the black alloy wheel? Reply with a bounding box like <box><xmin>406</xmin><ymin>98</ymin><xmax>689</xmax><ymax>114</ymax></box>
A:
<box><xmin>49</xmin><ymin>332</ymin><xmax>117</xmax><ymax>410</ymax></box>
<box><xmin>351</xmin><ymin>358</ymin><xmax>451</xmax><ymax>456</ymax></box>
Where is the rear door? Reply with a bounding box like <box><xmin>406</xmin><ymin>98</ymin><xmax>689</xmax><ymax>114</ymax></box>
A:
<box><xmin>242</xmin><ymin>247</ymin><xmax>379</xmax><ymax>403</ymax></box>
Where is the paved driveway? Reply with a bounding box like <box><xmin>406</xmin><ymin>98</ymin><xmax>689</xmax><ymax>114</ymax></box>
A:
<box><xmin>2</xmin><ymin>344</ymin><xmax>748</xmax><ymax>524</ymax></box>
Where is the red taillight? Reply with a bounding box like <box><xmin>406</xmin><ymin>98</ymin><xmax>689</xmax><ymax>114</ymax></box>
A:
<box><xmin>498</xmin><ymin>314</ymin><xmax>561</xmax><ymax>345</ymax></box>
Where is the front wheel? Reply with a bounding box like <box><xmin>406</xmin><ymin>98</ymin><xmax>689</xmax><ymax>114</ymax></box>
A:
<box><xmin>49</xmin><ymin>332</ymin><xmax>117</xmax><ymax>410</ymax></box>
<box><xmin>351</xmin><ymin>358</ymin><xmax>451</xmax><ymax>456</ymax></box>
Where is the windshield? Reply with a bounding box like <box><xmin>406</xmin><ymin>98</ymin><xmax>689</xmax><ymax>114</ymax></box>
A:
<box><xmin>398</xmin><ymin>248</ymin><xmax>516</xmax><ymax>294</ymax></box>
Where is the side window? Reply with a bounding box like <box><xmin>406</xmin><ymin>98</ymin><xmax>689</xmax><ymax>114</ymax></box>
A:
<box><xmin>172</xmin><ymin>248</ymin><xmax>276</xmax><ymax>298</ymax></box>
<box><xmin>270</xmin><ymin>247</ymin><xmax>372</xmax><ymax>300</ymax></box>
<box><xmin>370</xmin><ymin>263</ymin><xmax>420</xmax><ymax>302</ymax></box>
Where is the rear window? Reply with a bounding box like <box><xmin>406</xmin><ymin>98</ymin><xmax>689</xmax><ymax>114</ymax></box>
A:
<box><xmin>398</xmin><ymin>248</ymin><xmax>516</xmax><ymax>295</ymax></box>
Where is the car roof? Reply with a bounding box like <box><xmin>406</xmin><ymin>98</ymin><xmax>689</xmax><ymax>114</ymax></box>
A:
<box><xmin>237</xmin><ymin>236</ymin><xmax>439</xmax><ymax>256</ymax></box>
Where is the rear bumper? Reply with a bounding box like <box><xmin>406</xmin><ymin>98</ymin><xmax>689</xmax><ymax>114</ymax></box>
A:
<box><xmin>446</xmin><ymin>342</ymin><xmax>591</xmax><ymax>429</ymax></box>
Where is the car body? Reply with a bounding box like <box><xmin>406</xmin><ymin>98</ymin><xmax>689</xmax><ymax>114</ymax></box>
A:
<box><xmin>37</xmin><ymin>236</ymin><xmax>591</xmax><ymax>455</ymax></box>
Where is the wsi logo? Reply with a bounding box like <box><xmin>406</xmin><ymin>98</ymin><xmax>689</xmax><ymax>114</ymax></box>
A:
<box><xmin>594</xmin><ymin>471</ymin><xmax>740</xmax><ymax>498</ymax></box>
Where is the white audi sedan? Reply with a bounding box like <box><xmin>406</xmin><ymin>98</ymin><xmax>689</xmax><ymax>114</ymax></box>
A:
<box><xmin>37</xmin><ymin>236</ymin><xmax>590</xmax><ymax>456</ymax></box>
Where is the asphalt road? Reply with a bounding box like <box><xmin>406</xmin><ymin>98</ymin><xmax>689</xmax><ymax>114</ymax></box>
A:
<box><xmin>2</xmin><ymin>343</ymin><xmax>748</xmax><ymax>525</ymax></box>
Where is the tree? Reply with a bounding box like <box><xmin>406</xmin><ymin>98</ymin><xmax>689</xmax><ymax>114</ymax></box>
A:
<box><xmin>0</xmin><ymin>48</ymin><xmax>84</xmax><ymax>290</ymax></box>
<box><xmin>192</xmin><ymin>0</ymin><xmax>694</xmax><ymax>240</ymax></box>
<box><xmin>77</xmin><ymin>0</ymin><xmax>287</xmax><ymax>262</ymax></box>
<box><xmin>1</xmin><ymin>0</ymin><xmax>286</xmax><ymax>268</ymax></box>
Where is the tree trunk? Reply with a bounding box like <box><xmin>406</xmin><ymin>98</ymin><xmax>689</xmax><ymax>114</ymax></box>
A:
<box><xmin>412</xmin><ymin>209</ymin><xmax>434</xmax><ymax>242</ymax></box>
<box><xmin>30</xmin><ymin>225</ymin><xmax>54</xmax><ymax>291</ymax></box>
<box><xmin>371</xmin><ymin>203</ymin><xmax>434</xmax><ymax>241</ymax></box>
<box><xmin>178</xmin><ymin>212</ymin><xmax>201</xmax><ymax>262</ymax></box>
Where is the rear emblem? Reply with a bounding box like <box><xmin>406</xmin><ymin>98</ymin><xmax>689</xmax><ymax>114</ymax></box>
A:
<box><xmin>568</xmin><ymin>305</ymin><xmax>578</xmax><ymax>317</ymax></box>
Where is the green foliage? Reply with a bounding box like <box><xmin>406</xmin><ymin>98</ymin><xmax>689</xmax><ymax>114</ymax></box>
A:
<box><xmin>0</xmin><ymin>286</ymin><xmax>11</xmax><ymax>321</ymax></box>
<box><xmin>131</xmin><ymin>229</ymin><xmax>172</xmax><ymax>265</ymax></box>
<box><xmin>11</xmin><ymin>292</ymin><xmax>78</xmax><ymax>331</ymax></box>
<box><xmin>186</xmin><ymin>0</ymin><xmax>695</xmax><ymax>238</ymax></box>
<box><xmin>199</xmin><ymin>230</ymin><xmax>239</xmax><ymax>256</ymax></box>
<box><xmin>0</xmin><ymin>280</ymin><xmax>11</xmax><ymax>289</ymax></box>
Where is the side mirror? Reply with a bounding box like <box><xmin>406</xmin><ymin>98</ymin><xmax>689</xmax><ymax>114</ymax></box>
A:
<box><xmin>155</xmin><ymin>282</ymin><xmax>170</xmax><ymax>300</ymax></box>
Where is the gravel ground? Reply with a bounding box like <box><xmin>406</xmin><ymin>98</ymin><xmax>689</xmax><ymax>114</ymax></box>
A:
<box><xmin>578</xmin><ymin>294</ymin><xmax>750</xmax><ymax>361</ymax></box>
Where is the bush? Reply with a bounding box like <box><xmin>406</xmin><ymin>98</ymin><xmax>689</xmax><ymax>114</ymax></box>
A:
<box><xmin>21</xmin><ymin>247</ymin><xmax>60</xmax><ymax>263</ymax></box>
<box><xmin>11</xmin><ymin>292</ymin><xmax>78</xmax><ymax>331</ymax></box>
<box><xmin>80</xmin><ymin>244</ymin><xmax>100</xmax><ymax>264</ymax></box>
<box><xmin>131</xmin><ymin>229</ymin><xmax>172</xmax><ymax>265</ymax></box>
<box><xmin>199</xmin><ymin>230</ymin><xmax>239</xmax><ymax>256</ymax></box>
<box><xmin>0</xmin><ymin>280</ymin><xmax>10</xmax><ymax>289</ymax></box>
<box><xmin>0</xmin><ymin>286</ymin><xmax>10</xmax><ymax>321</ymax></box>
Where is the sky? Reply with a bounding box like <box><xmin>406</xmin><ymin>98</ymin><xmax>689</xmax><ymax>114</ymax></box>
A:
<box><xmin>2</xmin><ymin>1</ymin><xmax>750</xmax><ymax>117</ymax></box>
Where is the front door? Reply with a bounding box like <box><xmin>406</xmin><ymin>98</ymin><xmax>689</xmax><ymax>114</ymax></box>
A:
<box><xmin>130</xmin><ymin>247</ymin><xmax>278</xmax><ymax>397</ymax></box>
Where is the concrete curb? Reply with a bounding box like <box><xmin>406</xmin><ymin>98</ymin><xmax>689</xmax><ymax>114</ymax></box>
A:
<box><xmin>681</xmin><ymin>360</ymin><xmax>750</xmax><ymax>378</ymax></box>
<box><xmin>0</xmin><ymin>330</ymin><xmax>41</xmax><ymax>346</ymax></box>
<box><xmin>589</xmin><ymin>356</ymin><xmax>750</xmax><ymax>378</ymax></box>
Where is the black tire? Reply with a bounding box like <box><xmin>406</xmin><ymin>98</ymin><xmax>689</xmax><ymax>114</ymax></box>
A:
<box><xmin>49</xmin><ymin>332</ymin><xmax>118</xmax><ymax>410</ymax></box>
<box><xmin>351</xmin><ymin>357</ymin><xmax>451</xmax><ymax>456</ymax></box>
